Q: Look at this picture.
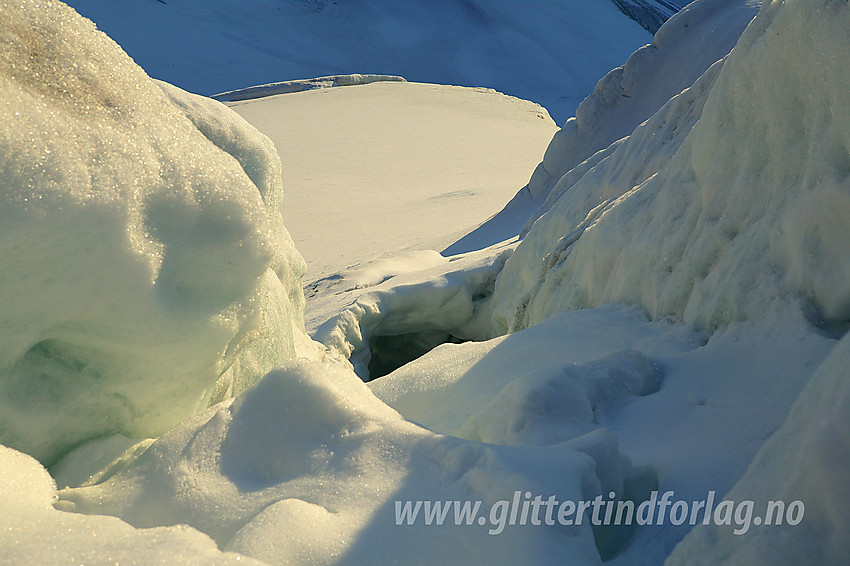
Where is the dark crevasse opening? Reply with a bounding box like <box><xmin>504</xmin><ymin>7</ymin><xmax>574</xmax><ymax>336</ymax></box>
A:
<box><xmin>366</xmin><ymin>331</ymin><xmax>467</xmax><ymax>381</ymax></box>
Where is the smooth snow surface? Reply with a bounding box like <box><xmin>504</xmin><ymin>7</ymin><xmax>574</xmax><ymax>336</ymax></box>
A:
<box><xmin>0</xmin><ymin>0</ymin><xmax>306</xmax><ymax>464</ymax></box>
<box><xmin>229</xmin><ymin>82</ymin><xmax>557</xmax><ymax>280</ymax></box>
<box><xmin>667</xmin><ymin>330</ymin><xmax>850</xmax><ymax>566</ymax></box>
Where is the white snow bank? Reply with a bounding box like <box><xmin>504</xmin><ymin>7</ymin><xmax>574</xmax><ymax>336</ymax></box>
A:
<box><xmin>476</xmin><ymin>0</ymin><xmax>758</xmax><ymax>246</ymax></box>
<box><xmin>212</xmin><ymin>74</ymin><xmax>406</xmax><ymax>102</ymax></box>
<box><xmin>492</xmin><ymin>0</ymin><xmax>850</xmax><ymax>332</ymax></box>
<box><xmin>0</xmin><ymin>445</ymin><xmax>261</xmax><ymax>565</ymax></box>
<box><xmin>666</xmin><ymin>329</ymin><xmax>850</xmax><ymax>565</ymax></box>
<box><xmin>0</xmin><ymin>0</ymin><xmax>307</xmax><ymax>464</ymax></box>
<box><xmin>59</xmin><ymin>359</ymin><xmax>624</xmax><ymax>566</ymax></box>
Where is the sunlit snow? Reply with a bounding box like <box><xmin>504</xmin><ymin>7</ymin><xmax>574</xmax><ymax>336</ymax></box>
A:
<box><xmin>2</xmin><ymin>0</ymin><xmax>850</xmax><ymax>565</ymax></box>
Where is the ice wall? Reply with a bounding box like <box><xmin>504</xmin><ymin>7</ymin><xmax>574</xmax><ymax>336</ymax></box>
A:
<box><xmin>516</xmin><ymin>0</ymin><xmax>757</xmax><ymax>225</ymax></box>
<box><xmin>493</xmin><ymin>0</ymin><xmax>850</xmax><ymax>332</ymax></box>
<box><xmin>0</xmin><ymin>0</ymin><xmax>307</xmax><ymax>464</ymax></box>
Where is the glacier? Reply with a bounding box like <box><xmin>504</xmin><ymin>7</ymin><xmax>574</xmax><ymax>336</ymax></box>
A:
<box><xmin>2</xmin><ymin>0</ymin><xmax>850</xmax><ymax>564</ymax></box>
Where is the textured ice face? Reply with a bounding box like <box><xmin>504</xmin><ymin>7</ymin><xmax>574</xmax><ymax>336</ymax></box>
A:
<box><xmin>493</xmin><ymin>0</ymin><xmax>850</xmax><ymax>332</ymax></box>
<box><xmin>0</xmin><ymin>0</ymin><xmax>307</xmax><ymax>464</ymax></box>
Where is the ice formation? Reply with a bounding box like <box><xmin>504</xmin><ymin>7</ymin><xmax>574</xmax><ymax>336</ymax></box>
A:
<box><xmin>448</xmin><ymin>0</ymin><xmax>758</xmax><ymax>254</ymax></box>
<box><xmin>492</xmin><ymin>0</ymin><xmax>850</xmax><ymax>332</ymax></box>
<box><xmin>2</xmin><ymin>0</ymin><xmax>850</xmax><ymax>564</ymax></box>
<box><xmin>0</xmin><ymin>0</ymin><xmax>306</xmax><ymax>464</ymax></box>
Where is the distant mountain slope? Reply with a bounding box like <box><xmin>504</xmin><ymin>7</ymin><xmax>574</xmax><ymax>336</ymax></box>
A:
<box><xmin>64</xmin><ymin>0</ymin><xmax>651</xmax><ymax>123</ymax></box>
<box><xmin>611</xmin><ymin>0</ymin><xmax>690</xmax><ymax>32</ymax></box>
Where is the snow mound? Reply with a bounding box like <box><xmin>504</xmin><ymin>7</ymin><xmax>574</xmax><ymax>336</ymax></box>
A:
<box><xmin>457</xmin><ymin>348</ymin><xmax>661</xmax><ymax>447</ymax></box>
<box><xmin>60</xmin><ymin>359</ymin><xmax>625</xmax><ymax>566</ymax></box>
<box><xmin>0</xmin><ymin>0</ymin><xmax>307</xmax><ymax>464</ymax></box>
<box><xmin>493</xmin><ymin>0</ymin><xmax>850</xmax><ymax>331</ymax></box>
<box><xmin>0</xmin><ymin>445</ymin><xmax>260</xmax><ymax>565</ymax></box>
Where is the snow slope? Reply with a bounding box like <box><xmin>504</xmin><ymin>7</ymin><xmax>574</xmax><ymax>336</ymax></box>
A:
<box><xmin>63</xmin><ymin>0</ymin><xmax>652</xmax><ymax>123</ymax></box>
<box><xmin>447</xmin><ymin>0</ymin><xmax>759</xmax><ymax>255</ymax></box>
<box><xmin>227</xmin><ymin>81</ymin><xmax>557</xmax><ymax>281</ymax></box>
<box><xmin>667</xmin><ymin>329</ymin><xmax>850</xmax><ymax>566</ymax></box>
<box><xmin>612</xmin><ymin>0</ymin><xmax>690</xmax><ymax>32</ymax></box>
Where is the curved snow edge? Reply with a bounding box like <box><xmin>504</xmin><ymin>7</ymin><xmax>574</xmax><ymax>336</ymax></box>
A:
<box><xmin>212</xmin><ymin>74</ymin><xmax>407</xmax><ymax>102</ymax></box>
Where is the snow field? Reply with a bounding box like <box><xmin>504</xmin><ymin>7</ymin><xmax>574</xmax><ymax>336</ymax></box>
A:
<box><xmin>228</xmin><ymin>81</ymin><xmax>558</xmax><ymax>281</ymax></box>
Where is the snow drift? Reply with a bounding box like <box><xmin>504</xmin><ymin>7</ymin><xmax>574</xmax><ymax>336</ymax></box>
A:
<box><xmin>492</xmin><ymin>0</ymin><xmax>850</xmax><ymax>332</ymax></box>
<box><xmin>59</xmin><ymin>358</ymin><xmax>624</xmax><ymax>566</ymax></box>
<box><xmin>0</xmin><ymin>0</ymin><xmax>307</xmax><ymax>464</ymax></box>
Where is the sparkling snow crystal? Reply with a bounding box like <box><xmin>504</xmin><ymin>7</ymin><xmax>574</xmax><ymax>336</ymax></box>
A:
<box><xmin>0</xmin><ymin>0</ymin><xmax>306</xmax><ymax>464</ymax></box>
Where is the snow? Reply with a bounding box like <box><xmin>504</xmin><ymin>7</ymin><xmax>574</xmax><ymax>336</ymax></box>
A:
<box><xmin>0</xmin><ymin>0</ymin><xmax>307</xmax><ymax>464</ymax></box>
<box><xmin>228</xmin><ymin>81</ymin><xmax>556</xmax><ymax>280</ymax></box>
<box><xmin>370</xmin><ymin>303</ymin><xmax>836</xmax><ymax>563</ymax></box>
<box><xmin>58</xmin><ymin>359</ymin><xmax>617</xmax><ymax>566</ymax></box>
<box><xmin>3</xmin><ymin>0</ymin><xmax>850</xmax><ymax>564</ymax></box>
<box><xmin>454</xmin><ymin>0</ymin><xmax>758</xmax><ymax>254</ymax></box>
<box><xmin>0</xmin><ymin>445</ymin><xmax>260</xmax><ymax>565</ymax></box>
<box><xmin>666</xmin><ymin>330</ymin><xmax>850</xmax><ymax>566</ymax></box>
<box><xmin>611</xmin><ymin>0</ymin><xmax>690</xmax><ymax>33</ymax></box>
<box><xmin>492</xmin><ymin>0</ymin><xmax>850</xmax><ymax>332</ymax></box>
<box><xmin>311</xmin><ymin>244</ymin><xmax>512</xmax><ymax>379</ymax></box>
<box><xmin>63</xmin><ymin>0</ymin><xmax>652</xmax><ymax>124</ymax></box>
